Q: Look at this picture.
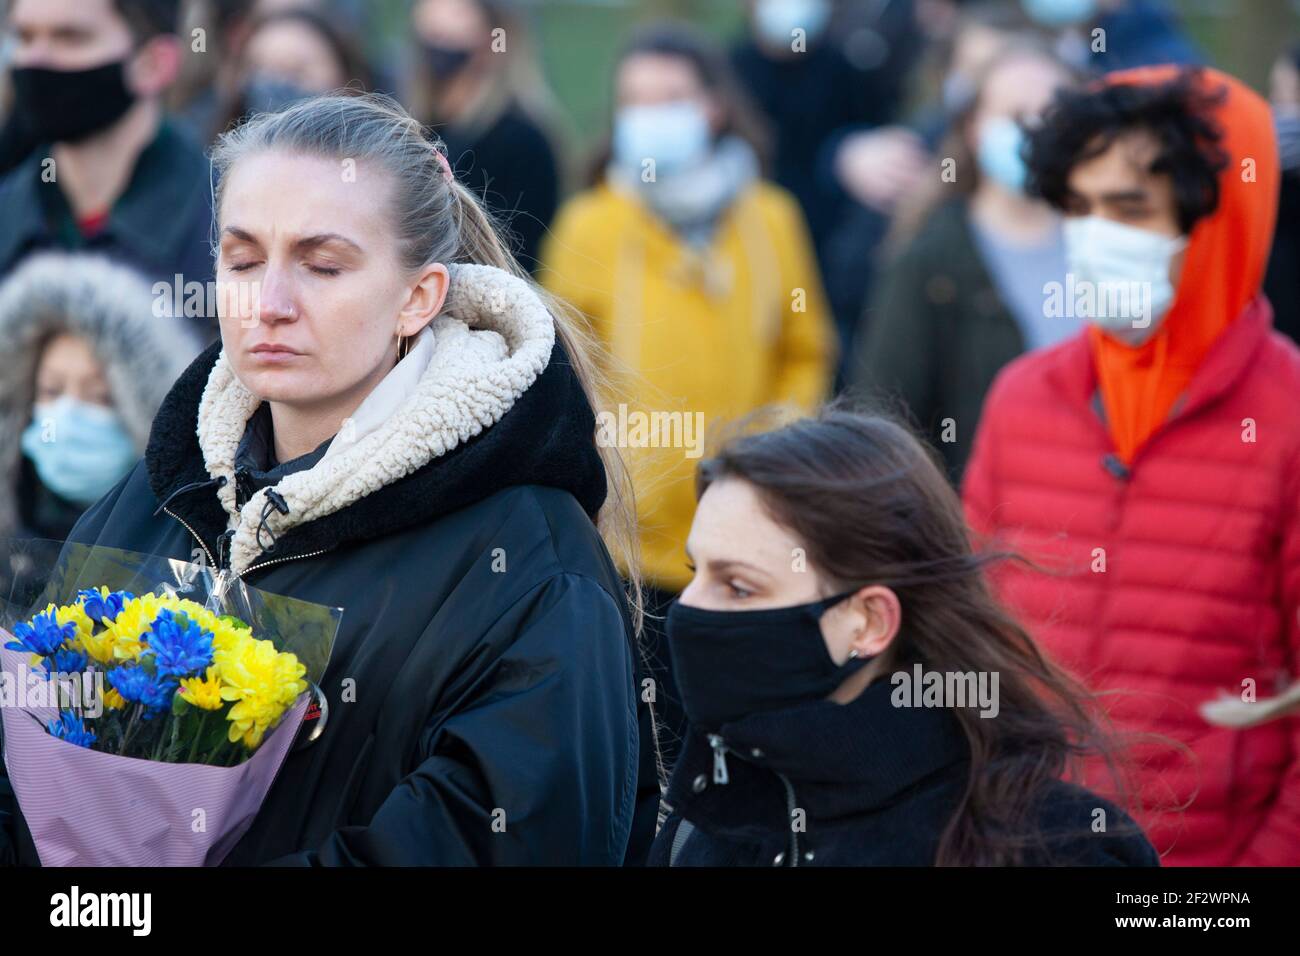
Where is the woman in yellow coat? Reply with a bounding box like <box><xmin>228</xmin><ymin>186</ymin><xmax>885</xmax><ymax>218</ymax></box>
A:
<box><xmin>541</xmin><ymin>23</ymin><xmax>835</xmax><ymax>763</ymax></box>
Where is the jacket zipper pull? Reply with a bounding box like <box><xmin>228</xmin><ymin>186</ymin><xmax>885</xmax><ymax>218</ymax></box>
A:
<box><xmin>208</xmin><ymin>567</ymin><xmax>233</xmax><ymax>611</ymax></box>
<box><xmin>207</xmin><ymin>529</ymin><xmax>237</xmax><ymax>611</ymax></box>
<box><xmin>707</xmin><ymin>734</ymin><xmax>729</xmax><ymax>785</ymax></box>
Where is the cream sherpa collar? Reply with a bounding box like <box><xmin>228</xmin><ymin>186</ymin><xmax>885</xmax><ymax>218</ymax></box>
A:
<box><xmin>194</xmin><ymin>263</ymin><xmax>555</xmax><ymax>574</ymax></box>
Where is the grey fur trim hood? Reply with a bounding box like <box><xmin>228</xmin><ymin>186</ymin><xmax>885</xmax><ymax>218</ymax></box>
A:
<box><xmin>0</xmin><ymin>252</ymin><xmax>204</xmax><ymax>540</ymax></box>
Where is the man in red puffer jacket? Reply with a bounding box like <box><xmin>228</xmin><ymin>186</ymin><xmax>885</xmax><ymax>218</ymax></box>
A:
<box><xmin>964</xmin><ymin>65</ymin><xmax>1300</xmax><ymax>866</ymax></box>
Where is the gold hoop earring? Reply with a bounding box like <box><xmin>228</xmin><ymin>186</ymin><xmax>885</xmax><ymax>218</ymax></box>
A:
<box><xmin>397</xmin><ymin>332</ymin><xmax>410</xmax><ymax>361</ymax></box>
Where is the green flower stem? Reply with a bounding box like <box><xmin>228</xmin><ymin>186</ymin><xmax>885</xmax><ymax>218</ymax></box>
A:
<box><xmin>117</xmin><ymin>704</ymin><xmax>143</xmax><ymax>756</ymax></box>
<box><xmin>186</xmin><ymin>710</ymin><xmax>210</xmax><ymax>764</ymax></box>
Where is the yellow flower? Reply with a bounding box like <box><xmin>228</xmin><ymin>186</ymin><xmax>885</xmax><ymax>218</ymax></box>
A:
<box><xmin>102</xmin><ymin>593</ymin><xmax>168</xmax><ymax>661</ymax></box>
<box><xmin>103</xmin><ymin>687</ymin><xmax>126</xmax><ymax>711</ymax></box>
<box><xmin>178</xmin><ymin>666</ymin><xmax>224</xmax><ymax>711</ymax></box>
<box><xmin>52</xmin><ymin>601</ymin><xmax>94</xmax><ymax>652</ymax></box>
<box><xmin>62</xmin><ymin>597</ymin><xmax>116</xmax><ymax>665</ymax></box>
<box><xmin>215</xmin><ymin>637</ymin><xmax>307</xmax><ymax>749</ymax></box>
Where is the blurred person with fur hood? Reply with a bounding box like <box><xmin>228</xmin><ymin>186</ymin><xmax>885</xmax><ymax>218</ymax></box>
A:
<box><xmin>0</xmin><ymin>252</ymin><xmax>201</xmax><ymax>543</ymax></box>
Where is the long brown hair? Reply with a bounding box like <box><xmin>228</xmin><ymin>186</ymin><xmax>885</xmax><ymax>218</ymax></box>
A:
<box><xmin>695</xmin><ymin>400</ymin><xmax>1177</xmax><ymax>865</ymax></box>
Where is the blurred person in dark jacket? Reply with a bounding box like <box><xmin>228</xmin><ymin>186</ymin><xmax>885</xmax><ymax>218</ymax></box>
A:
<box><xmin>1265</xmin><ymin>42</ymin><xmax>1300</xmax><ymax>346</ymax></box>
<box><xmin>0</xmin><ymin>252</ymin><xmax>201</xmax><ymax>544</ymax></box>
<box><xmin>0</xmin><ymin>0</ymin><xmax>214</xmax><ymax>306</ymax></box>
<box><xmin>851</xmin><ymin>43</ymin><xmax>1080</xmax><ymax>481</ymax></box>
<box><xmin>1019</xmin><ymin>0</ymin><xmax>1203</xmax><ymax>73</ymax></box>
<box><xmin>823</xmin><ymin>0</ymin><xmax>1035</xmax><ymax>386</ymax></box>
<box><xmin>731</xmin><ymin>0</ymin><xmax>912</xmax><ymax>271</ymax></box>
<box><xmin>407</xmin><ymin>0</ymin><xmax>562</xmax><ymax>274</ymax></box>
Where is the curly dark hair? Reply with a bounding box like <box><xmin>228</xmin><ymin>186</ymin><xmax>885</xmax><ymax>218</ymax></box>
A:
<box><xmin>1024</xmin><ymin>67</ymin><xmax>1230</xmax><ymax>234</ymax></box>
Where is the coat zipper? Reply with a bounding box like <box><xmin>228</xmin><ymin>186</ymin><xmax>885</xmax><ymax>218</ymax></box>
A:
<box><xmin>163</xmin><ymin>506</ymin><xmax>330</xmax><ymax>583</ymax></box>
<box><xmin>706</xmin><ymin>732</ymin><xmax>801</xmax><ymax>867</ymax></box>
<box><xmin>774</xmin><ymin>768</ymin><xmax>800</xmax><ymax>867</ymax></box>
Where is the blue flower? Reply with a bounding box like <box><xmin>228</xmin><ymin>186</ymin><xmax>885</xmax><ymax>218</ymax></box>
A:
<box><xmin>107</xmin><ymin>665</ymin><xmax>177</xmax><ymax>718</ymax></box>
<box><xmin>5</xmin><ymin>609</ymin><xmax>75</xmax><ymax>657</ymax></box>
<box><xmin>77</xmin><ymin>588</ymin><xmax>133</xmax><ymax>625</ymax></box>
<box><xmin>40</xmin><ymin>645</ymin><xmax>89</xmax><ymax>678</ymax></box>
<box><xmin>142</xmin><ymin>609</ymin><xmax>214</xmax><ymax>678</ymax></box>
<box><xmin>47</xmin><ymin>710</ymin><xmax>97</xmax><ymax>748</ymax></box>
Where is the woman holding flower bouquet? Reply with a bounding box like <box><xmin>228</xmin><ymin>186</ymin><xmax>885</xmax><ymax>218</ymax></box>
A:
<box><xmin>0</xmin><ymin>92</ymin><xmax>658</xmax><ymax>866</ymax></box>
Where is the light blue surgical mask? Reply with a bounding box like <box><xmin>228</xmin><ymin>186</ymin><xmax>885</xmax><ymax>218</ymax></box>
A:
<box><xmin>977</xmin><ymin>117</ymin><xmax>1029</xmax><ymax>194</ymax></box>
<box><xmin>613</xmin><ymin>100</ymin><xmax>711</xmax><ymax>177</ymax></box>
<box><xmin>21</xmin><ymin>395</ymin><xmax>139</xmax><ymax>506</ymax></box>
<box><xmin>1063</xmin><ymin>215</ymin><xmax>1188</xmax><ymax>343</ymax></box>
<box><xmin>753</xmin><ymin>0</ymin><xmax>832</xmax><ymax>48</ymax></box>
<box><xmin>1021</xmin><ymin>0</ymin><xmax>1097</xmax><ymax>28</ymax></box>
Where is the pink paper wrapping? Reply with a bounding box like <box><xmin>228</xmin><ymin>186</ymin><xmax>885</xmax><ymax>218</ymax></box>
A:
<box><xmin>0</xmin><ymin>641</ymin><xmax>307</xmax><ymax>866</ymax></box>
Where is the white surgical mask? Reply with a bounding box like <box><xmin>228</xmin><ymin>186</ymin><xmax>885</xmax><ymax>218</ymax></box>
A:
<box><xmin>754</xmin><ymin>0</ymin><xmax>831</xmax><ymax>48</ymax></box>
<box><xmin>613</xmin><ymin>100</ymin><xmax>711</xmax><ymax>177</ymax></box>
<box><xmin>1063</xmin><ymin>215</ymin><xmax>1187</xmax><ymax>343</ymax></box>
<box><xmin>21</xmin><ymin>395</ymin><xmax>138</xmax><ymax>505</ymax></box>
<box><xmin>1021</xmin><ymin>0</ymin><xmax>1098</xmax><ymax>28</ymax></box>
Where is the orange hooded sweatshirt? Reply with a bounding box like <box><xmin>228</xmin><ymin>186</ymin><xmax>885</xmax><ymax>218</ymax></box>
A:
<box><xmin>1088</xmin><ymin>66</ymin><xmax>1280</xmax><ymax>465</ymax></box>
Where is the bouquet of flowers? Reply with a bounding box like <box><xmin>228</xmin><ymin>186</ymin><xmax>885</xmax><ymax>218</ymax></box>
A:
<box><xmin>0</xmin><ymin>540</ymin><xmax>340</xmax><ymax>866</ymax></box>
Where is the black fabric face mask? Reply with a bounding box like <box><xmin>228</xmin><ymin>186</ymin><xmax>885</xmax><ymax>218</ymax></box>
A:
<box><xmin>665</xmin><ymin>589</ymin><xmax>872</xmax><ymax>733</ymax></box>
<box><xmin>10</xmin><ymin>60</ymin><xmax>137</xmax><ymax>145</ymax></box>
<box><xmin>423</xmin><ymin>43</ymin><xmax>474</xmax><ymax>81</ymax></box>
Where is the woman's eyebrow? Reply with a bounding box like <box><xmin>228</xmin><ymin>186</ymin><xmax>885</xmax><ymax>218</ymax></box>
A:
<box><xmin>294</xmin><ymin>233</ymin><xmax>364</xmax><ymax>255</ymax></box>
<box><xmin>219</xmin><ymin>228</ymin><xmax>364</xmax><ymax>255</ymax></box>
<box><xmin>708</xmin><ymin>558</ymin><xmax>771</xmax><ymax>578</ymax></box>
<box><xmin>220</xmin><ymin>225</ymin><xmax>261</xmax><ymax>245</ymax></box>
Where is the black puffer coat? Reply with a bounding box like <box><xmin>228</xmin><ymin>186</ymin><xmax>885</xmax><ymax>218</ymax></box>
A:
<box><xmin>649</xmin><ymin>677</ymin><xmax>1160</xmax><ymax>867</ymax></box>
<box><xmin>0</xmin><ymin>264</ymin><xmax>659</xmax><ymax>866</ymax></box>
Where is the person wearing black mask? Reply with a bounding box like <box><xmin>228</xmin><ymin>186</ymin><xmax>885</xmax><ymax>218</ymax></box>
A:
<box><xmin>211</xmin><ymin>8</ymin><xmax>369</xmax><ymax>139</ymax></box>
<box><xmin>0</xmin><ymin>0</ymin><xmax>214</xmax><ymax>332</ymax></box>
<box><xmin>408</xmin><ymin>0</ymin><xmax>561</xmax><ymax>273</ymax></box>
<box><xmin>650</xmin><ymin>403</ymin><xmax>1163</xmax><ymax>867</ymax></box>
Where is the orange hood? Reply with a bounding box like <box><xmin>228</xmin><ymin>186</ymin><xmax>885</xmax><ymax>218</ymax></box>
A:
<box><xmin>1088</xmin><ymin>66</ymin><xmax>1279</xmax><ymax>464</ymax></box>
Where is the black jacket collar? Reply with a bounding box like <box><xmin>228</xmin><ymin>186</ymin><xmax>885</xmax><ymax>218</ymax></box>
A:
<box><xmin>234</xmin><ymin>402</ymin><xmax>332</xmax><ymax>500</ymax></box>
<box><xmin>146</xmin><ymin>336</ymin><xmax>608</xmax><ymax>568</ymax></box>
<box><xmin>666</xmin><ymin>677</ymin><xmax>971</xmax><ymax>833</ymax></box>
<box><xmin>0</xmin><ymin>121</ymin><xmax>210</xmax><ymax>275</ymax></box>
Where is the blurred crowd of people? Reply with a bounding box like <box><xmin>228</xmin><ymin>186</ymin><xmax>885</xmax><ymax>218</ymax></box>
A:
<box><xmin>1</xmin><ymin>0</ymin><xmax>1298</xmax><ymax>866</ymax></box>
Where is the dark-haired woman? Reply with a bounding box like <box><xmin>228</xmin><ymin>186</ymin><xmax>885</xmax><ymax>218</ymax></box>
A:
<box><xmin>648</xmin><ymin>404</ymin><xmax>1160</xmax><ymax>866</ymax></box>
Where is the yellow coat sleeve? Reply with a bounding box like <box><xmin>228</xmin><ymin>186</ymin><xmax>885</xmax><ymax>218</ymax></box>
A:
<box><xmin>539</xmin><ymin>195</ymin><xmax>612</xmax><ymax>351</ymax></box>
<box><xmin>763</xmin><ymin>189</ymin><xmax>837</xmax><ymax>412</ymax></box>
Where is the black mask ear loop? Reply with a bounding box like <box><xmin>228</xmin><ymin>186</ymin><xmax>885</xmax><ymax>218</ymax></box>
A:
<box><xmin>815</xmin><ymin>587</ymin><xmax>875</xmax><ymax>670</ymax></box>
